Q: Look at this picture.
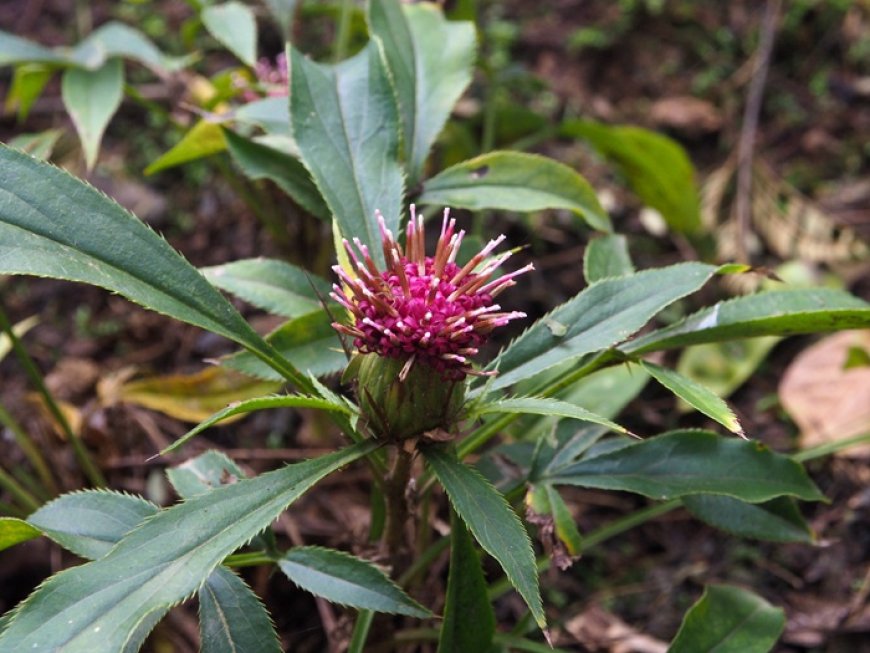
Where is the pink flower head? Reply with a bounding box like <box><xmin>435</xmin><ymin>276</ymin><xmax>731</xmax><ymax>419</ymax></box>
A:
<box><xmin>331</xmin><ymin>206</ymin><xmax>532</xmax><ymax>380</ymax></box>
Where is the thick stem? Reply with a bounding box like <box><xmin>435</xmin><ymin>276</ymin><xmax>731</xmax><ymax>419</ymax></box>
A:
<box><xmin>383</xmin><ymin>442</ymin><xmax>415</xmax><ymax>572</ymax></box>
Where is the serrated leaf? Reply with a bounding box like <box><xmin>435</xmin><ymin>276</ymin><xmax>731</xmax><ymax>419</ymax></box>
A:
<box><xmin>583</xmin><ymin>233</ymin><xmax>634</xmax><ymax>283</ymax></box>
<box><xmin>668</xmin><ymin>585</ymin><xmax>785</xmax><ymax>653</ymax></box>
<box><xmin>471</xmin><ymin>397</ymin><xmax>627</xmax><ymax>435</ymax></box>
<box><xmin>7</xmin><ymin>129</ymin><xmax>63</xmax><ymax>160</ymax></box>
<box><xmin>640</xmin><ymin>361</ymin><xmax>743</xmax><ymax>436</ymax></box>
<box><xmin>482</xmin><ymin>262</ymin><xmax>719</xmax><ymax>392</ymax></box>
<box><xmin>145</xmin><ymin>119</ymin><xmax>227</xmax><ymax>174</ymax></box>
<box><xmin>279</xmin><ymin>546</ymin><xmax>430</xmax><ymax>617</ymax></box>
<box><xmin>0</xmin><ymin>517</ymin><xmax>42</xmax><ymax>553</ymax></box>
<box><xmin>202</xmin><ymin>2</ymin><xmax>258</xmax><ymax>67</ymax></box>
<box><xmin>438</xmin><ymin>511</ymin><xmax>496</xmax><ymax>653</ymax></box>
<box><xmin>563</xmin><ymin>119</ymin><xmax>701</xmax><ymax>234</ymax></box>
<box><xmin>289</xmin><ymin>43</ymin><xmax>404</xmax><ymax>267</ymax></box>
<box><xmin>62</xmin><ymin>58</ymin><xmax>124</xmax><ymax>170</ymax></box>
<box><xmin>683</xmin><ymin>495</ymin><xmax>813</xmax><ymax>543</ymax></box>
<box><xmin>422</xmin><ymin>446</ymin><xmax>545</xmax><ymax>628</ymax></box>
<box><xmin>369</xmin><ymin>0</ymin><xmax>476</xmax><ymax>184</ymax></box>
<box><xmin>0</xmin><ymin>441</ymin><xmax>377</xmax><ymax>651</ymax></box>
<box><xmin>545</xmin><ymin>430</ymin><xmax>825</xmax><ymax>503</ymax></box>
<box><xmin>200</xmin><ymin>567</ymin><xmax>282</xmax><ymax>653</ymax></box>
<box><xmin>201</xmin><ymin>257</ymin><xmax>332</xmax><ymax>319</ymax></box>
<box><xmin>624</xmin><ymin>288</ymin><xmax>870</xmax><ymax>355</ymax></box>
<box><xmin>167</xmin><ymin>451</ymin><xmax>248</xmax><ymax>500</ymax></box>
<box><xmin>419</xmin><ymin>151</ymin><xmax>610</xmax><ymax>232</ymax></box>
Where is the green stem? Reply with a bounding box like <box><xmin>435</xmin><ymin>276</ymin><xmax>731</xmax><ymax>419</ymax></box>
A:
<box><xmin>0</xmin><ymin>402</ymin><xmax>57</xmax><ymax>495</ymax></box>
<box><xmin>223</xmin><ymin>551</ymin><xmax>276</xmax><ymax>568</ymax></box>
<box><xmin>0</xmin><ymin>500</ymin><xmax>27</xmax><ymax>518</ymax></box>
<box><xmin>384</xmin><ymin>444</ymin><xmax>414</xmax><ymax>571</ymax></box>
<box><xmin>333</xmin><ymin>0</ymin><xmax>354</xmax><ymax>63</ymax></box>
<box><xmin>0</xmin><ymin>303</ymin><xmax>105</xmax><ymax>487</ymax></box>
<box><xmin>792</xmin><ymin>431</ymin><xmax>870</xmax><ymax>463</ymax></box>
<box><xmin>0</xmin><ymin>464</ymin><xmax>41</xmax><ymax>513</ymax></box>
<box><xmin>347</xmin><ymin>610</ymin><xmax>375</xmax><ymax>653</ymax></box>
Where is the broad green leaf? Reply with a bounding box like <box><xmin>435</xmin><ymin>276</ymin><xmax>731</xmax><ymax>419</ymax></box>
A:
<box><xmin>562</xmin><ymin>119</ymin><xmax>701</xmax><ymax>234</ymax></box>
<box><xmin>27</xmin><ymin>490</ymin><xmax>158</xmax><ymax>560</ymax></box>
<box><xmin>545</xmin><ymin>430</ymin><xmax>825</xmax><ymax>503</ymax></box>
<box><xmin>484</xmin><ymin>262</ymin><xmax>719</xmax><ymax>392</ymax></box>
<box><xmin>0</xmin><ymin>146</ymin><xmax>295</xmax><ymax>383</ymax></box>
<box><xmin>419</xmin><ymin>151</ymin><xmax>610</xmax><ymax>232</ymax></box>
<box><xmin>263</xmin><ymin>0</ymin><xmax>299</xmax><ymax>38</ymax></box>
<box><xmin>162</xmin><ymin>394</ymin><xmax>354</xmax><ymax>455</ymax></box>
<box><xmin>234</xmin><ymin>96</ymin><xmax>291</xmax><ymax>137</ymax></box>
<box><xmin>279</xmin><ymin>546</ymin><xmax>430</xmax><ymax>617</ymax></box>
<box><xmin>422</xmin><ymin>446</ymin><xmax>545</xmax><ymax>628</ymax></box>
<box><xmin>223</xmin><ymin>309</ymin><xmax>347</xmax><ymax>380</ymax></box>
<box><xmin>145</xmin><ymin>120</ymin><xmax>227</xmax><ymax>174</ymax></box>
<box><xmin>202</xmin><ymin>257</ymin><xmax>332</xmax><ymax>319</ymax></box>
<box><xmin>7</xmin><ymin>129</ymin><xmax>63</xmax><ymax>160</ymax></box>
<box><xmin>471</xmin><ymin>397</ymin><xmax>627</xmax><ymax>435</ymax></box>
<box><xmin>167</xmin><ymin>450</ymin><xmax>248</xmax><ymax>500</ymax></box>
<box><xmin>289</xmin><ymin>44</ymin><xmax>404</xmax><ymax>266</ymax></box>
<box><xmin>624</xmin><ymin>288</ymin><xmax>870</xmax><ymax>355</ymax></box>
<box><xmin>668</xmin><ymin>585</ymin><xmax>785</xmax><ymax>653</ymax></box>
<box><xmin>73</xmin><ymin>22</ymin><xmax>188</xmax><ymax>73</ymax></box>
<box><xmin>61</xmin><ymin>58</ymin><xmax>124</xmax><ymax>170</ymax></box>
<box><xmin>6</xmin><ymin>65</ymin><xmax>54</xmax><ymax>121</ymax></box>
<box><xmin>682</xmin><ymin>495</ymin><xmax>813</xmax><ymax>543</ymax></box>
<box><xmin>583</xmin><ymin>233</ymin><xmax>634</xmax><ymax>283</ymax></box>
<box><xmin>0</xmin><ymin>441</ymin><xmax>377</xmax><ymax>651</ymax></box>
<box><xmin>640</xmin><ymin>361</ymin><xmax>743</xmax><ymax>436</ymax></box>
<box><xmin>223</xmin><ymin>129</ymin><xmax>329</xmax><ymax>220</ymax></box>
<box><xmin>202</xmin><ymin>2</ymin><xmax>258</xmax><ymax>67</ymax></box>
<box><xmin>200</xmin><ymin>567</ymin><xmax>282</xmax><ymax>653</ymax></box>
<box><xmin>0</xmin><ymin>517</ymin><xmax>41</xmax><ymax>553</ymax></box>
<box><xmin>0</xmin><ymin>30</ymin><xmax>68</xmax><ymax>66</ymax></box>
<box><xmin>369</xmin><ymin>0</ymin><xmax>476</xmax><ymax>184</ymax></box>
<box><xmin>438</xmin><ymin>512</ymin><xmax>496</xmax><ymax>653</ymax></box>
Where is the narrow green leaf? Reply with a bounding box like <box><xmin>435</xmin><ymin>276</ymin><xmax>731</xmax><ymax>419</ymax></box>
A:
<box><xmin>668</xmin><ymin>585</ymin><xmax>785</xmax><ymax>653</ymax></box>
<box><xmin>202</xmin><ymin>2</ymin><xmax>258</xmax><ymax>67</ymax></box>
<box><xmin>289</xmin><ymin>43</ymin><xmax>404</xmax><ymax>266</ymax></box>
<box><xmin>61</xmin><ymin>58</ymin><xmax>124</xmax><ymax>170</ymax></box>
<box><xmin>27</xmin><ymin>490</ymin><xmax>159</xmax><ymax>560</ymax></box>
<box><xmin>234</xmin><ymin>96</ymin><xmax>291</xmax><ymax>137</ymax></box>
<box><xmin>263</xmin><ymin>0</ymin><xmax>299</xmax><ymax>38</ymax></box>
<box><xmin>419</xmin><ymin>151</ymin><xmax>610</xmax><ymax>232</ymax></box>
<box><xmin>279</xmin><ymin>546</ymin><xmax>431</xmax><ymax>617</ymax></box>
<box><xmin>0</xmin><ymin>442</ymin><xmax>377</xmax><ymax>651</ymax></box>
<box><xmin>166</xmin><ymin>451</ymin><xmax>248</xmax><ymax>500</ymax></box>
<box><xmin>202</xmin><ymin>257</ymin><xmax>331</xmax><ymax>319</ymax></box>
<box><xmin>223</xmin><ymin>129</ymin><xmax>329</xmax><ymax>220</ymax></box>
<box><xmin>145</xmin><ymin>120</ymin><xmax>227</xmax><ymax>174</ymax></box>
<box><xmin>624</xmin><ymin>288</ymin><xmax>870</xmax><ymax>355</ymax></box>
<box><xmin>73</xmin><ymin>22</ymin><xmax>188</xmax><ymax>73</ymax></box>
<box><xmin>7</xmin><ymin>129</ymin><xmax>63</xmax><ymax>161</ymax></box>
<box><xmin>546</xmin><ymin>430</ymin><xmax>825</xmax><ymax>503</ymax></box>
<box><xmin>162</xmin><ymin>394</ymin><xmax>353</xmax><ymax>455</ymax></box>
<box><xmin>200</xmin><ymin>567</ymin><xmax>282</xmax><ymax>653</ymax></box>
<box><xmin>472</xmin><ymin>397</ymin><xmax>627</xmax><ymax>435</ymax></box>
<box><xmin>369</xmin><ymin>0</ymin><xmax>476</xmax><ymax>184</ymax></box>
<box><xmin>682</xmin><ymin>495</ymin><xmax>813</xmax><ymax>543</ymax></box>
<box><xmin>0</xmin><ymin>517</ymin><xmax>41</xmax><ymax>553</ymax></box>
<box><xmin>583</xmin><ymin>233</ymin><xmax>634</xmax><ymax>283</ymax></box>
<box><xmin>563</xmin><ymin>119</ymin><xmax>701</xmax><ymax>234</ymax></box>
<box><xmin>423</xmin><ymin>446</ymin><xmax>545</xmax><ymax>628</ymax></box>
<box><xmin>438</xmin><ymin>511</ymin><xmax>496</xmax><ymax>653</ymax></box>
<box><xmin>640</xmin><ymin>361</ymin><xmax>743</xmax><ymax>436</ymax></box>
<box><xmin>545</xmin><ymin>486</ymin><xmax>583</xmax><ymax>557</ymax></box>
<box><xmin>484</xmin><ymin>262</ymin><xmax>719</xmax><ymax>392</ymax></box>
<box><xmin>0</xmin><ymin>30</ymin><xmax>68</xmax><ymax>66</ymax></box>
<box><xmin>6</xmin><ymin>65</ymin><xmax>54</xmax><ymax>121</ymax></box>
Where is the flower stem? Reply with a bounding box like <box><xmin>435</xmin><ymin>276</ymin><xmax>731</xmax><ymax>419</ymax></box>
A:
<box><xmin>384</xmin><ymin>442</ymin><xmax>414</xmax><ymax>571</ymax></box>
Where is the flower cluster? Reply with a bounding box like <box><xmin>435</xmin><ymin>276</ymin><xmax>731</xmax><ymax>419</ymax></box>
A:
<box><xmin>331</xmin><ymin>206</ymin><xmax>532</xmax><ymax>380</ymax></box>
<box><xmin>233</xmin><ymin>53</ymin><xmax>288</xmax><ymax>101</ymax></box>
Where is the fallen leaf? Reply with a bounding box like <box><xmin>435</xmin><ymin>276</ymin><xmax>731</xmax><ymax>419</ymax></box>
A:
<box><xmin>564</xmin><ymin>604</ymin><xmax>668</xmax><ymax>653</ymax></box>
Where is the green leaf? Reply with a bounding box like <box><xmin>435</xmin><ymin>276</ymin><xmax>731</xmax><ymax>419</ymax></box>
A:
<box><xmin>624</xmin><ymin>288</ymin><xmax>870</xmax><ymax>356</ymax></box>
<box><xmin>234</xmin><ymin>97</ymin><xmax>291</xmax><ymax>137</ymax></box>
<box><xmin>682</xmin><ymin>495</ymin><xmax>813</xmax><ymax>543</ymax></box>
<box><xmin>202</xmin><ymin>257</ymin><xmax>331</xmax><ymax>319</ymax></box>
<box><xmin>223</xmin><ymin>129</ymin><xmax>329</xmax><ymax>220</ymax></box>
<box><xmin>545</xmin><ymin>430</ymin><xmax>825</xmax><ymax>503</ymax></box>
<box><xmin>368</xmin><ymin>0</ymin><xmax>476</xmax><ymax>184</ymax></box>
<box><xmin>202</xmin><ymin>2</ymin><xmax>258</xmax><ymax>67</ymax></box>
<box><xmin>263</xmin><ymin>0</ymin><xmax>299</xmax><ymax>38</ymax></box>
<box><xmin>6</xmin><ymin>130</ymin><xmax>63</xmax><ymax>160</ymax></box>
<box><xmin>278</xmin><ymin>546</ymin><xmax>431</xmax><ymax>617</ymax></box>
<box><xmin>0</xmin><ymin>442</ymin><xmax>377</xmax><ymax>651</ymax></box>
<box><xmin>419</xmin><ymin>151</ymin><xmax>610</xmax><ymax>232</ymax></box>
<box><xmin>483</xmin><ymin>262</ymin><xmax>719</xmax><ymax>392</ymax></box>
<box><xmin>200</xmin><ymin>567</ymin><xmax>282</xmax><ymax>653</ymax></box>
<box><xmin>73</xmin><ymin>22</ymin><xmax>188</xmax><ymax>73</ymax></box>
<box><xmin>668</xmin><ymin>585</ymin><xmax>785</xmax><ymax>653</ymax></box>
<box><xmin>471</xmin><ymin>397</ymin><xmax>627</xmax><ymax>435</ymax></box>
<box><xmin>145</xmin><ymin>120</ymin><xmax>227</xmax><ymax>175</ymax></box>
<box><xmin>162</xmin><ymin>394</ymin><xmax>354</xmax><ymax>455</ymax></box>
<box><xmin>422</xmin><ymin>446</ymin><xmax>545</xmax><ymax>628</ymax></box>
<box><xmin>6</xmin><ymin>64</ymin><xmax>54</xmax><ymax>121</ymax></box>
<box><xmin>438</xmin><ymin>511</ymin><xmax>496</xmax><ymax>653</ymax></box>
<box><xmin>0</xmin><ymin>145</ymin><xmax>295</xmax><ymax>382</ymax></box>
<box><xmin>0</xmin><ymin>30</ymin><xmax>68</xmax><ymax>66</ymax></box>
<box><xmin>27</xmin><ymin>490</ymin><xmax>158</xmax><ymax>560</ymax></box>
<box><xmin>640</xmin><ymin>361</ymin><xmax>743</xmax><ymax>436</ymax></box>
<box><xmin>583</xmin><ymin>233</ymin><xmax>634</xmax><ymax>283</ymax></box>
<box><xmin>546</xmin><ymin>485</ymin><xmax>583</xmax><ymax>556</ymax></box>
<box><xmin>562</xmin><ymin>119</ymin><xmax>701</xmax><ymax>234</ymax></box>
<box><xmin>289</xmin><ymin>43</ymin><xmax>404</xmax><ymax>266</ymax></box>
<box><xmin>61</xmin><ymin>58</ymin><xmax>124</xmax><ymax>170</ymax></box>
<box><xmin>0</xmin><ymin>517</ymin><xmax>41</xmax><ymax>553</ymax></box>
<box><xmin>166</xmin><ymin>450</ymin><xmax>248</xmax><ymax>500</ymax></box>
